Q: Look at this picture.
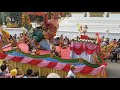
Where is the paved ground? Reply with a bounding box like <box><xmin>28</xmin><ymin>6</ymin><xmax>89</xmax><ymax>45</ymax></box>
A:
<box><xmin>106</xmin><ymin>60</ymin><xmax>120</xmax><ymax>78</ymax></box>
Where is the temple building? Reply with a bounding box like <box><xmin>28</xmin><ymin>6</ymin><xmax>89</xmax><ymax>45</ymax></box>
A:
<box><xmin>57</xmin><ymin>12</ymin><xmax>120</xmax><ymax>40</ymax></box>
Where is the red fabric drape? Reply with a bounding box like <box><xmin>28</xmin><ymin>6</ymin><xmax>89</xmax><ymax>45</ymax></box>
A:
<box><xmin>0</xmin><ymin>53</ymin><xmax>7</xmax><ymax>59</ymax></box>
<box><xmin>85</xmin><ymin>46</ymin><xmax>97</xmax><ymax>54</ymax></box>
<box><xmin>63</xmin><ymin>64</ymin><xmax>71</xmax><ymax>71</ymax></box>
<box><xmin>47</xmin><ymin>62</ymin><xmax>58</xmax><ymax>68</ymax></box>
<box><xmin>70</xmin><ymin>42</ymin><xmax>99</xmax><ymax>55</ymax></box>
<box><xmin>0</xmin><ymin>52</ymin><xmax>106</xmax><ymax>75</ymax></box>
<box><xmin>100</xmin><ymin>62</ymin><xmax>107</xmax><ymax>66</ymax></box>
<box><xmin>29</xmin><ymin>59</ymin><xmax>42</xmax><ymax>65</ymax></box>
<box><xmin>80</xmin><ymin>66</ymin><xmax>94</xmax><ymax>74</ymax></box>
<box><xmin>11</xmin><ymin>57</ymin><xmax>23</xmax><ymax>62</ymax></box>
<box><xmin>80</xmin><ymin>35</ymin><xmax>88</xmax><ymax>40</ymax></box>
<box><xmin>70</xmin><ymin>43</ymin><xmax>84</xmax><ymax>55</ymax></box>
<box><xmin>73</xmin><ymin>46</ymin><xmax>84</xmax><ymax>55</ymax></box>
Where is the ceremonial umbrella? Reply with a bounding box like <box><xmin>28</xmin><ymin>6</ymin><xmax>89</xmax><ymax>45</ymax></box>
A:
<box><xmin>47</xmin><ymin>73</ymin><xmax>61</xmax><ymax>78</ymax></box>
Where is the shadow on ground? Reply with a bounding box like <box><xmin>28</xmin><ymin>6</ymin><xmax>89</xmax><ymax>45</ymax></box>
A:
<box><xmin>106</xmin><ymin>60</ymin><xmax>120</xmax><ymax>78</ymax></box>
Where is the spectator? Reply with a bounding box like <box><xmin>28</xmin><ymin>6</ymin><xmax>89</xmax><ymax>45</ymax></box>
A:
<box><xmin>2</xmin><ymin>60</ymin><xmax>12</xmax><ymax>74</ymax></box>
<box><xmin>47</xmin><ymin>73</ymin><xmax>60</xmax><ymax>78</ymax></box>
<box><xmin>53</xmin><ymin>37</ymin><xmax>60</xmax><ymax>46</ymax></box>
<box><xmin>23</xmin><ymin>69</ymin><xmax>33</xmax><ymax>78</ymax></box>
<box><xmin>19</xmin><ymin>33</ymin><xmax>24</xmax><ymax>42</ymax></box>
<box><xmin>17</xmin><ymin>37</ymin><xmax>20</xmax><ymax>42</ymax></box>
<box><xmin>23</xmin><ymin>33</ymin><xmax>28</xmax><ymax>43</ymax></box>
<box><xmin>15</xmin><ymin>68</ymin><xmax>24</xmax><ymax>78</ymax></box>
<box><xmin>33</xmin><ymin>71</ymin><xmax>39</xmax><ymax>78</ymax></box>
<box><xmin>102</xmin><ymin>36</ymin><xmax>105</xmax><ymax>40</ymax></box>
<box><xmin>65</xmin><ymin>36</ymin><xmax>68</xmax><ymax>41</ymax></box>
<box><xmin>11</xmin><ymin>36</ymin><xmax>17</xmax><ymax>47</ymax></box>
<box><xmin>101</xmin><ymin>40</ymin><xmax>106</xmax><ymax>47</ymax></box>
<box><xmin>117</xmin><ymin>39</ymin><xmax>120</xmax><ymax>47</ymax></box>
<box><xmin>62</xmin><ymin>39</ymin><xmax>68</xmax><ymax>49</ymax></box>
<box><xmin>50</xmin><ymin>43</ymin><xmax>60</xmax><ymax>56</ymax></box>
<box><xmin>111</xmin><ymin>49</ymin><xmax>118</xmax><ymax>62</ymax></box>
<box><xmin>113</xmin><ymin>39</ymin><xmax>117</xmax><ymax>45</ymax></box>
<box><xmin>27</xmin><ymin>39</ymin><xmax>34</xmax><ymax>53</ymax></box>
<box><xmin>8</xmin><ymin>35</ymin><xmax>13</xmax><ymax>43</ymax></box>
<box><xmin>117</xmin><ymin>39</ymin><xmax>120</xmax><ymax>43</ymax></box>
<box><xmin>105</xmin><ymin>38</ymin><xmax>109</xmax><ymax>45</ymax></box>
<box><xmin>59</xmin><ymin>34</ymin><xmax>64</xmax><ymax>48</ymax></box>
<box><xmin>66</xmin><ymin>65</ymin><xmax>76</xmax><ymax>78</ymax></box>
<box><xmin>10</xmin><ymin>69</ymin><xmax>18</xmax><ymax>78</ymax></box>
<box><xmin>0</xmin><ymin>65</ymin><xmax>7</xmax><ymax>78</ymax></box>
<box><xmin>14</xmin><ymin>34</ymin><xmax>17</xmax><ymax>39</ymax></box>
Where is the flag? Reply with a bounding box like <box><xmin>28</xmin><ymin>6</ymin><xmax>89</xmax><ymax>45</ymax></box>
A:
<box><xmin>77</xmin><ymin>24</ymin><xmax>82</xmax><ymax>31</ymax></box>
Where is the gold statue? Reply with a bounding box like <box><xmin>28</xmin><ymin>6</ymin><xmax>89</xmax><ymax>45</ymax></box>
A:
<box><xmin>6</xmin><ymin>16</ymin><xmax>12</xmax><ymax>28</ymax></box>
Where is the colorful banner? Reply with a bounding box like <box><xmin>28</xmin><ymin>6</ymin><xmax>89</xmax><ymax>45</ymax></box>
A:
<box><xmin>0</xmin><ymin>52</ymin><xmax>107</xmax><ymax>76</ymax></box>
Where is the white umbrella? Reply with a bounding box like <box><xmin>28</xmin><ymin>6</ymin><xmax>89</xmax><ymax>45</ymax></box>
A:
<box><xmin>47</xmin><ymin>73</ymin><xmax>61</xmax><ymax>78</ymax></box>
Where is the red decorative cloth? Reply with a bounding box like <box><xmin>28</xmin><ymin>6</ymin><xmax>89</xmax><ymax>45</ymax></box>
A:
<box><xmin>11</xmin><ymin>57</ymin><xmax>23</xmax><ymax>62</ymax></box>
<box><xmin>80</xmin><ymin>35</ymin><xmax>88</xmax><ymax>40</ymax></box>
<box><xmin>70</xmin><ymin>42</ymin><xmax>99</xmax><ymax>55</ymax></box>
<box><xmin>63</xmin><ymin>64</ymin><xmax>71</xmax><ymax>71</ymax></box>
<box><xmin>80</xmin><ymin>66</ymin><xmax>94</xmax><ymax>74</ymax></box>
<box><xmin>47</xmin><ymin>62</ymin><xmax>58</xmax><ymax>68</ymax></box>
<box><xmin>0</xmin><ymin>53</ymin><xmax>7</xmax><ymax>59</ymax></box>
<box><xmin>0</xmin><ymin>52</ymin><xmax>107</xmax><ymax>76</ymax></box>
<box><xmin>29</xmin><ymin>59</ymin><xmax>42</xmax><ymax>65</ymax></box>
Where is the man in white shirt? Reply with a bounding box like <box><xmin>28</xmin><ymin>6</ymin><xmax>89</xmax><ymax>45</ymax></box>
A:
<box><xmin>67</xmin><ymin>65</ymin><xmax>76</xmax><ymax>78</ymax></box>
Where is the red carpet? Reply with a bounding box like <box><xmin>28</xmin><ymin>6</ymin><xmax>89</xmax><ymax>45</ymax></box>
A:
<box><xmin>2</xmin><ymin>43</ymin><xmax>71</xmax><ymax>59</ymax></box>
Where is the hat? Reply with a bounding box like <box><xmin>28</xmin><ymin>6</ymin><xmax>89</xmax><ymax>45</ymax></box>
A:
<box><xmin>70</xmin><ymin>65</ymin><xmax>75</xmax><ymax>69</ymax></box>
<box><xmin>10</xmin><ymin>69</ymin><xmax>17</xmax><ymax>76</ymax></box>
<box><xmin>47</xmin><ymin>73</ymin><xmax>60</xmax><ymax>78</ymax></box>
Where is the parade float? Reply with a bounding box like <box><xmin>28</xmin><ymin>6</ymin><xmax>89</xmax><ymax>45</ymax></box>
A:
<box><xmin>0</xmin><ymin>12</ymin><xmax>109</xmax><ymax>78</ymax></box>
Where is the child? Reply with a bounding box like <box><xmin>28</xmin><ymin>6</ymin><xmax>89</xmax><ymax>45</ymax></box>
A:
<box><xmin>62</xmin><ymin>39</ymin><xmax>68</xmax><ymax>49</ymax></box>
<box><xmin>31</xmin><ymin>47</ymin><xmax>36</xmax><ymax>55</ymax></box>
<box><xmin>50</xmin><ymin>44</ymin><xmax>59</xmax><ymax>56</ymax></box>
<box><xmin>11</xmin><ymin>36</ymin><xmax>17</xmax><ymax>48</ymax></box>
<box><xmin>33</xmin><ymin>72</ymin><xmax>39</xmax><ymax>78</ymax></box>
<box><xmin>35</xmin><ymin>48</ymin><xmax>40</xmax><ymax>55</ymax></box>
<box><xmin>111</xmin><ymin>49</ymin><xmax>118</xmax><ymax>62</ymax></box>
